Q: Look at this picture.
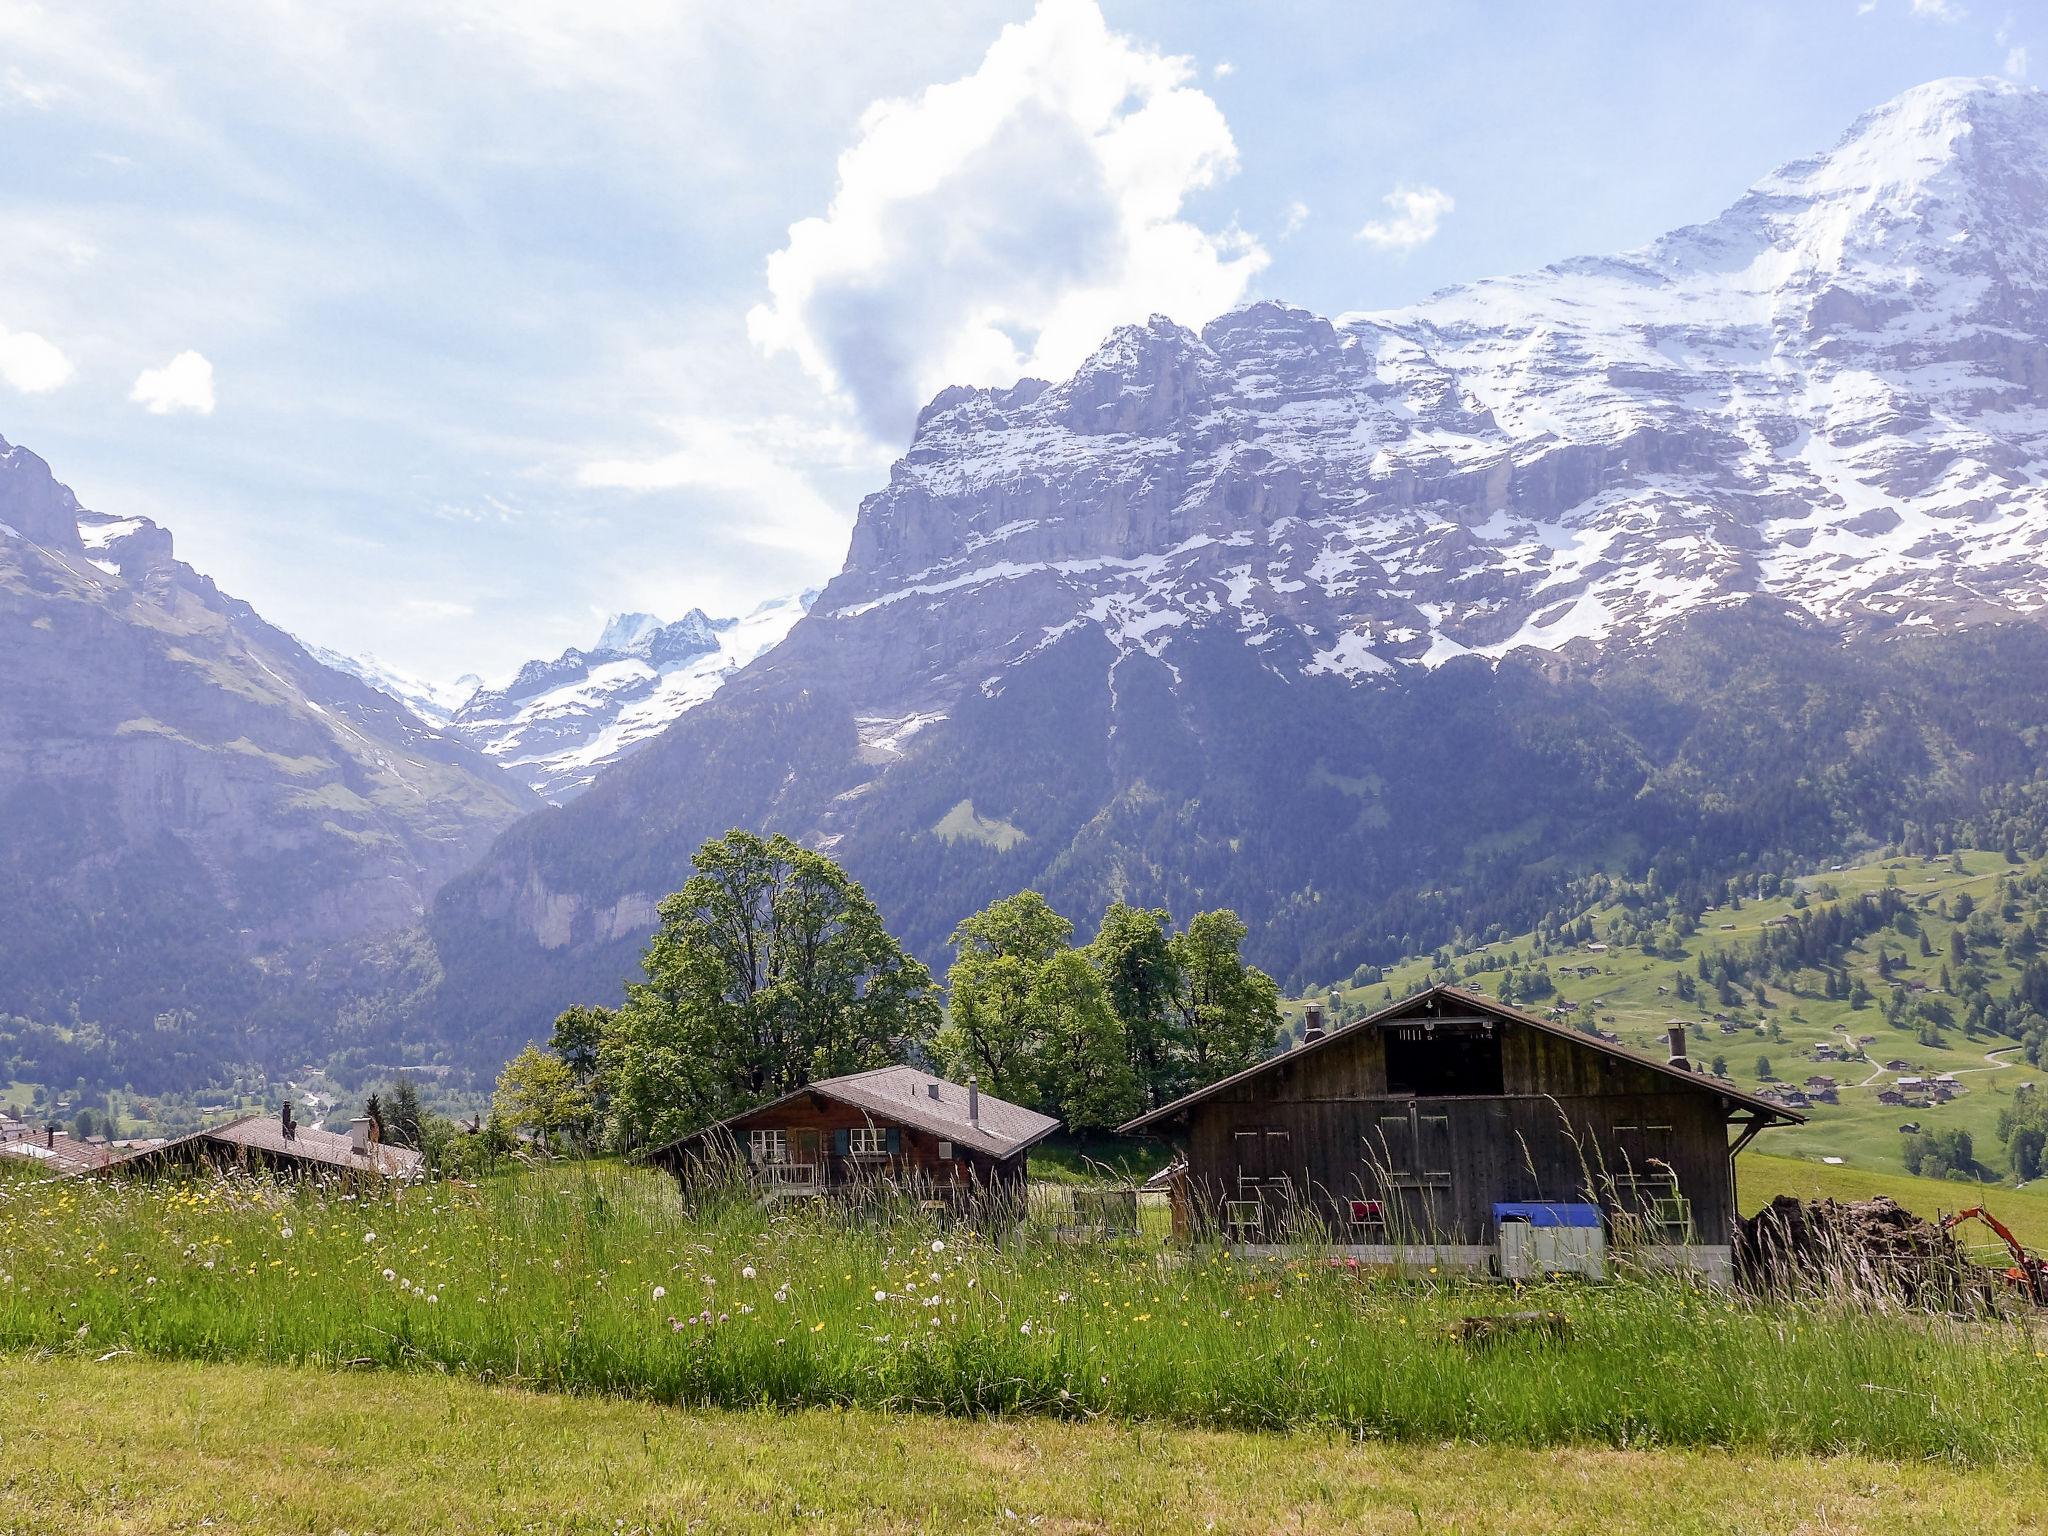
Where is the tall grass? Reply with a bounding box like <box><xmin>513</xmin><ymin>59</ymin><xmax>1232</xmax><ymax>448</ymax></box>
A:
<box><xmin>2</xmin><ymin>1163</ymin><xmax>2044</xmax><ymax>1462</ymax></box>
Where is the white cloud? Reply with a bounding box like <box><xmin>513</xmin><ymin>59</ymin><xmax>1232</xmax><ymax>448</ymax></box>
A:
<box><xmin>746</xmin><ymin>0</ymin><xmax>1266</xmax><ymax>442</ymax></box>
<box><xmin>578</xmin><ymin>417</ymin><xmax>870</xmax><ymax>554</ymax></box>
<box><xmin>1355</xmin><ymin>184</ymin><xmax>1454</xmax><ymax>251</ymax></box>
<box><xmin>1280</xmin><ymin>200</ymin><xmax>1310</xmax><ymax>239</ymax></box>
<box><xmin>0</xmin><ymin>325</ymin><xmax>74</xmax><ymax>393</ymax></box>
<box><xmin>1212</xmin><ymin>60</ymin><xmax>1235</xmax><ymax>78</ymax></box>
<box><xmin>2006</xmin><ymin>44</ymin><xmax>2030</xmax><ymax>77</ymax></box>
<box><xmin>1909</xmin><ymin>0</ymin><xmax>1965</xmax><ymax>19</ymax></box>
<box><xmin>130</xmin><ymin>350</ymin><xmax>216</xmax><ymax>415</ymax></box>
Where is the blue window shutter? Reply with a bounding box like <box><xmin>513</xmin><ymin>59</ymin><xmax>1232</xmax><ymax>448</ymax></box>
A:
<box><xmin>832</xmin><ymin>1129</ymin><xmax>849</xmax><ymax>1156</ymax></box>
<box><xmin>886</xmin><ymin>1127</ymin><xmax>901</xmax><ymax>1156</ymax></box>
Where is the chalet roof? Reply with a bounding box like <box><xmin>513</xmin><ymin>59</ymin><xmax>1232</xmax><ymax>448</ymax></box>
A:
<box><xmin>1120</xmin><ymin>983</ymin><xmax>1805</xmax><ymax>1134</ymax></box>
<box><xmin>0</xmin><ymin>1126</ymin><xmax>117</xmax><ymax>1176</ymax></box>
<box><xmin>105</xmin><ymin>1113</ymin><xmax>423</xmax><ymax>1180</ymax></box>
<box><xmin>648</xmin><ymin>1066</ymin><xmax>1061</xmax><ymax>1163</ymax></box>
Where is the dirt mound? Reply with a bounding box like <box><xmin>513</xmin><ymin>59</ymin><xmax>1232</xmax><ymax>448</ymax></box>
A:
<box><xmin>1735</xmin><ymin>1195</ymin><xmax>1992</xmax><ymax>1308</ymax></box>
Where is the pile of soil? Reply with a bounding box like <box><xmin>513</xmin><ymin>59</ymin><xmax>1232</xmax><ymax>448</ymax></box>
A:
<box><xmin>1735</xmin><ymin>1194</ymin><xmax>1993</xmax><ymax>1309</ymax></box>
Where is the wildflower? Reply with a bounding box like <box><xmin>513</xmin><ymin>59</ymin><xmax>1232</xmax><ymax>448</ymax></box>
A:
<box><xmin>774</xmin><ymin>1286</ymin><xmax>790</xmax><ymax>1303</ymax></box>
<box><xmin>811</xmin><ymin>1321</ymin><xmax>825</xmax><ymax>1333</ymax></box>
<box><xmin>427</xmin><ymin>1293</ymin><xmax>439</xmax><ymax>1305</ymax></box>
<box><xmin>741</xmin><ymin>1265</ymin><xmax>756</xmax><ymax>1280</ymax></box>
<box><xmin>363</xmin><ymin>1231</ymin><xmax>377</xmax><ymax>1244</ymax></box>
<box><xmin>652</xmin><ymin>1286</ymin><xmax>667</xmax><ymax>1302</ymax></box>
<box><xmin>382</xmin><ymin>1269</ymin><xmax>396</xmax><ymax>1282</ymax></box>
<box><xmin>670</xmin><ymin>1316</ymin><xmax>683</xmax><ymax>1332</ymax></box>
<box><xmin>931</xmin><ymin>1240</ymin><xmax>945</xmax><ymax>1253</ymax></box>
<box><xmin>1019</xmin><ymin>1322</ymin><xmax>1032</xmax><ymax>1335</ymax></box>
<box><xmin>280</xmin><ymin>1226</ymin><xmax>293</xmax><ymax>1240</ymax></box>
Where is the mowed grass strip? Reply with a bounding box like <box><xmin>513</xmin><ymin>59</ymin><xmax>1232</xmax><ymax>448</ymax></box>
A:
<box><xmin>3</xmin><ymin>1353</ymin><xmax>2045</xmax><ymax>1536</ymax></box>
<box><xmin>5</xmin><ymin>1165</ymin><xmax>2048</xmax><ymax>1462</ymax></box>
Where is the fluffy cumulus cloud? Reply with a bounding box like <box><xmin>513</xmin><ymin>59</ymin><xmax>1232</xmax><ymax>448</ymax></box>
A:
<box><xmin>1355</xmin><ymin>184</ymin><xmax>1454</xmax><ymax>251</ymax></box>
<box><xmin>1908</xmin><ymin>0</ymin><xmax>1966</xmax><ymax>19</ymax></box>
<box><xmin>746</xmin><ymin>0</ymin><xmax>1265</xmax><ymax>442</ymax></box>
<box><xmin>130</xmin><ymin>350</ymin><xmax>215</xmax><ymax>415</ymax></box>
<box><xmin>0</xmin><ymin>325</ymin><xmax>73</xmax><ymax>393</ymax></box>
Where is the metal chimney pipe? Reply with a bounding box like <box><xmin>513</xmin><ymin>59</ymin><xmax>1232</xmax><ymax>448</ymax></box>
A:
<box><xmin>1666</xmin><ymin>1025</ymin><xmax>1691</xmax><ymax>1072</ymax></box>
<box><xmin>968</xmin><ymin>1076</ymin><xmax>979</xmax><ymax>1124</ymax></box>
<box><xmin>1302</xmin><ymin>1003</ymin><xmax>1326</xmax><ymax>1044</ymax></box>
<box><xmin>281</xmin><ymin>1100</ymin><xmax>296</xmax><ymax>1140</ymax></box>
<box><xmin>45</xmin><ymin>1123</ymin><xmax>55</xmax><ymax>1149</ymax></box>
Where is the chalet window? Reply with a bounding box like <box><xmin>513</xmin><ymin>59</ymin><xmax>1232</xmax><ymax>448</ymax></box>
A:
<box><xmin>1384</xmin><ymin>1026</ymin><xmax>1504</xmax><ymax>1096</ymax></box>
<box><xmin>848</xmin><ymin>1126</ymin><xmax>889</xmax><ymax>1156</ymax></box>
<box><xmin>749</xmin><ymin>1129</ymin><xmax>787</xmax><ymax>1164</ymax></box>
<box><xmin>1233</xmin><ymin>1127</ymin><xmax>1293</xmax><ymax>1196</ymax></box>
<box><xmin>937</xmin><ymin>1140</ymin><xmax>954</xmax><ymax>1160</ymax></box>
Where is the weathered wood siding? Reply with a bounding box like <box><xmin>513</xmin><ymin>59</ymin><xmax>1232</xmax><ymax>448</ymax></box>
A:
<box><xmin>1180</xmin><ymin>1007</ymin><xmax>1738</xmax><ymax>1245</ymax></box>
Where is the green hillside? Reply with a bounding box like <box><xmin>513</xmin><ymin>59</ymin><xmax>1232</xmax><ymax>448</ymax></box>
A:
<box><xmin>1312</xmin><ymin>848</ymin><xmax>2048</xmax><ymax>1189</ymax></box>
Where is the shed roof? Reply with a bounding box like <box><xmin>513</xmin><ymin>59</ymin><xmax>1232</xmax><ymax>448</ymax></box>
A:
<box><xmin>0</xmin><ymin>1127</ymin><xmax>116</xmax><ymax>1176</ymax></box>
<box><xmin>648</xmin><ymin>1066</ymin><xmax>1061</xmax><ymax>1163</ymax></box>
<box><xmin>1120</xmin><ymin>982</ymin><xmax>1805</xmax><ymax>1133</ymax></box>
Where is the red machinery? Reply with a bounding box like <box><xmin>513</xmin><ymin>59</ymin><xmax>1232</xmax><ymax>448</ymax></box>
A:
<box><xmin>1940</xmin><ymin>1206</ymin><xmax>2048</xmax><ymax>1305</ymax></box>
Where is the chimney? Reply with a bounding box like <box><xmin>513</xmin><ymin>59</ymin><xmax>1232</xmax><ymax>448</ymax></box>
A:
<box><xmin>1666</xmin><ymin>1025</ymin><xmax>1691</xmax><ymax>1073</ymax></box>
<box><xmin>45</xmin><ymin>1123</ymin><xmax>56</xmax><ymax>1149</ymax></box>
<box><xmin>280</xmin><ymin>1100</ymin><xmax>296</xmax><ymax>1141</ymax></box>
<box><xmin>968</xmin><ymin>1076</ymin><xmax>980</xmax><ymax>1124</ymax></box>
<box><xmin>1302</xmin><ymin>1003</ymin><xmax>1326</xmax><ymax>1045</ymax></box>
<box><xmin>927</xmin><ymin>1081</ymin><xmax>940</xmax><ymax>1100</ymax></box>
<box><xmin>349</xmin><ymin>1116</ymin><xmax>371</xmax><ymax>1156</ymax></box>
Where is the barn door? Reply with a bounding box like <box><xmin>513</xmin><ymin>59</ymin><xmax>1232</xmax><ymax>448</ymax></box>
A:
<box><xmin>1232</xmin><ymin>1127</ymin><xmax>1295</xmax><ymax>1230</ymax></box>
<box><xmin>1367</xmin><ymin>1107</ymin><xmax>1454</xmax><ymax>1242</ymax></box>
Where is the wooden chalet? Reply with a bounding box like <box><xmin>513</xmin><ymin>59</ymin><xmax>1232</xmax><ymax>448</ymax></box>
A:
<box><xmin>0</xmin><ymin>1121</ymin><xmax>118</xmax><ymax>1177</ymax></box>
<box><xmin>1121</xmin><ymin>983</ymin><xmax>1802</xmax><ymax>1282</ymax></box>
<box><xmin>97</xmin><ymin>1104</ymin><xmax>423</xmax><ymax>1184</ymax></box>
<box><xmin>646</xmin><ymin>1066</ymin><xmax>1059</xmax><ymax>1204</ymax></box>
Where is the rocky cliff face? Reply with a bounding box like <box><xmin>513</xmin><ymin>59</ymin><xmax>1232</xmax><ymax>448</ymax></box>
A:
<box><xmin>0</xmin><ymin>435</ymin><xmax>539</xmax><ymax>1055</ymax></box>
<box><xmin>411</xmin><ymin>78</ymin><xmax>2048</xmax><ymax>1059</ymax></box>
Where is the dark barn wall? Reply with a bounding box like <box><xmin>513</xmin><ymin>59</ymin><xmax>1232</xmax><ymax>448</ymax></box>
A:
<box><xmin>1181</xmin><ymin>1008</ymin><xmax>1737</xmax><ymax>1244</ymax></box>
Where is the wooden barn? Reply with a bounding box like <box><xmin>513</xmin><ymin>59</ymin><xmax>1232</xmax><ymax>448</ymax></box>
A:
<box><xmin>1121</xmin><ymin>983</ymin><xmax>1802</xmax><ymax>1281</ymax></box>
<box><xmin>645</xmin><ymin>1066</ymin><xmax>1060</xmax><ymax>1204</ymax></box>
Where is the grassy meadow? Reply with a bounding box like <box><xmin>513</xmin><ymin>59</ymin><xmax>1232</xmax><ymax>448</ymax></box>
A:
<box><xmin>3</xmin><ymin>1162</ymin><xmax>2046</xmax><ymax>1464</ymax></box>
<box><xmin>7</xmin><ymin>1352</ymin><xmax>2047</xmax><ymax>1535</ymax></box>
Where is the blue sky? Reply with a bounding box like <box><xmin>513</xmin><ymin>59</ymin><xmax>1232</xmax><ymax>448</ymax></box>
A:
<box><xmin>0</xmin><ymin>0</ymin><xmax>2033</xmax><ymax>682</ymax></box>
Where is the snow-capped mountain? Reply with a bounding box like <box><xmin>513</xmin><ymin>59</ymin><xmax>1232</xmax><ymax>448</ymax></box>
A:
<box><xmin>303</xmin><ymin>645</ymin><xmax>480</xmax><ymax>725</ymax></box>
<box><xmin>425</xmin><ymin>77</ymin><xmax>2048</xmax><ymax>1057</ymax></box>
<box><xmin>444</xmin><ymin>594</ymin><xmax>815</xmax><ymax>799</ymax></box>
<box><xmin>822</xmin><ymin>75</ymin><xmax>2048</xmax><ymax>693</ymax></box>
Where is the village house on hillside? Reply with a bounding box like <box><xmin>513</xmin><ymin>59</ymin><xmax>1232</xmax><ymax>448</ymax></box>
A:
<box><xmin>646</xmin><ymin>1067</ymin><xmax>1059</xmax><ymax>1203</ymax></box>
<box><xmin>98</xmin><ymin>1104</ymin><xmax>423</xmax><ymax>1183</ymax></box>
<box><xmin>0</xmin><ymin>1119</ymin><xmax>118</xmax><ymax>1177</ymax></box>
<box><xmin>1122</xmin><ymin>983</ymin><xmax>1801</xmax><ymax>1283</ymax></box>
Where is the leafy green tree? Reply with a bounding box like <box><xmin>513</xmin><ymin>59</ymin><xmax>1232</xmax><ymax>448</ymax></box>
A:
<box><xmin>1170</xmin><ymin>910</ymin><xmax>1283</xmax><ymax>1084</ymax></box>
<box><xmin>1754</xmin><ymin>1055</ymin><xmax>1774</xmax><ymax>1081</ymax></box>
<box><xmin>1088</xmin><ymin>903</ymin><xmax>1180</xmax><ymax>1109</ymax></box>
<box><xmin>493</xmin><ymin>1045</ymin><xmax>590</xmax><ymax>1152</ymax></box>
<box><xmin>598</xmin><ymin>830</ymin><xmax>937</xmax><ymax>1150</ymax></box>
<box><xmin>934</xmin><ymin>892</ymin><xmax>1141</xmax><ymax>1131</ymax></box>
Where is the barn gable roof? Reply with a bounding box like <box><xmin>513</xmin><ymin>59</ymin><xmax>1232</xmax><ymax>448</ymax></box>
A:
<box><xmin>646</xmin><ymin>1066</ymin><xmax>1062</xmax><ymax>1163</ymax></box>
<box><xmin>103</xmin><ymin>1113</ymin><xmax>423</xmax><ymax>1180</ymax></box>
<box><xmin>1120</xmin><ymin>982</ymin><xmax>1804</xmax><ymax>1133</ymax></box>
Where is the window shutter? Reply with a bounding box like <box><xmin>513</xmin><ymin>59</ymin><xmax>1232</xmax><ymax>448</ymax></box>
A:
<box><xmin>832</xmin><ymin>1129</ymin><xmax>849</xmax><ymax>1156</ymax></box>
<box><xmin>886</xmin><ymin>1127</ymin><xmax>901</xmax><ymax>1156</ymax></box>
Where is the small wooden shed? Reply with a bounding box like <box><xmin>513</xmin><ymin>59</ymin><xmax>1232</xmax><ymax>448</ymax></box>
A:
<box><xmin>645</xmin><ymin>1066</ymin><xmax>1060</xmax><ymax>1204</ymax></box>
<box><xmin>1120</xmin><ymin>983</ymin><xmax>1801</xmax><ymax>1281</ymax></box>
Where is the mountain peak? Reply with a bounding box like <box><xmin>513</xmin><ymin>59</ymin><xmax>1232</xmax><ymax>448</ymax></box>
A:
<box><xmin>596</xmin><ymin>612</ymin><xmax>663</xmax><ymax>653</ymax></box>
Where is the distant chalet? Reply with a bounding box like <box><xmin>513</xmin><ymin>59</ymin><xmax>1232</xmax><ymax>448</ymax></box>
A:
<box><xmin>1122</xmin><ymin>983</ymin><xmax>1801</xmax><ymax>1281</ymax></box>
<box><xmin>98</xmin><ymin>1104</ymin><xmax>423</xmax><ymax>1184</ymax></box>
<box><xmin>645</xmin><ymin>1066</ymin><xmax>1060</xmax><ymax>1202</ymax></box>
<box><xmin>0</xmin><ymin>1121</ymin><xmax>119</xmax><ymax>1177</ymax></box>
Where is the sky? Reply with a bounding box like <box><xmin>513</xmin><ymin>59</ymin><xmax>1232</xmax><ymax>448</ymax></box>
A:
<box><xmin>0</xmin><ymin>0</ymin><xmax>2035</xmax><ymax>684</ymax></box>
